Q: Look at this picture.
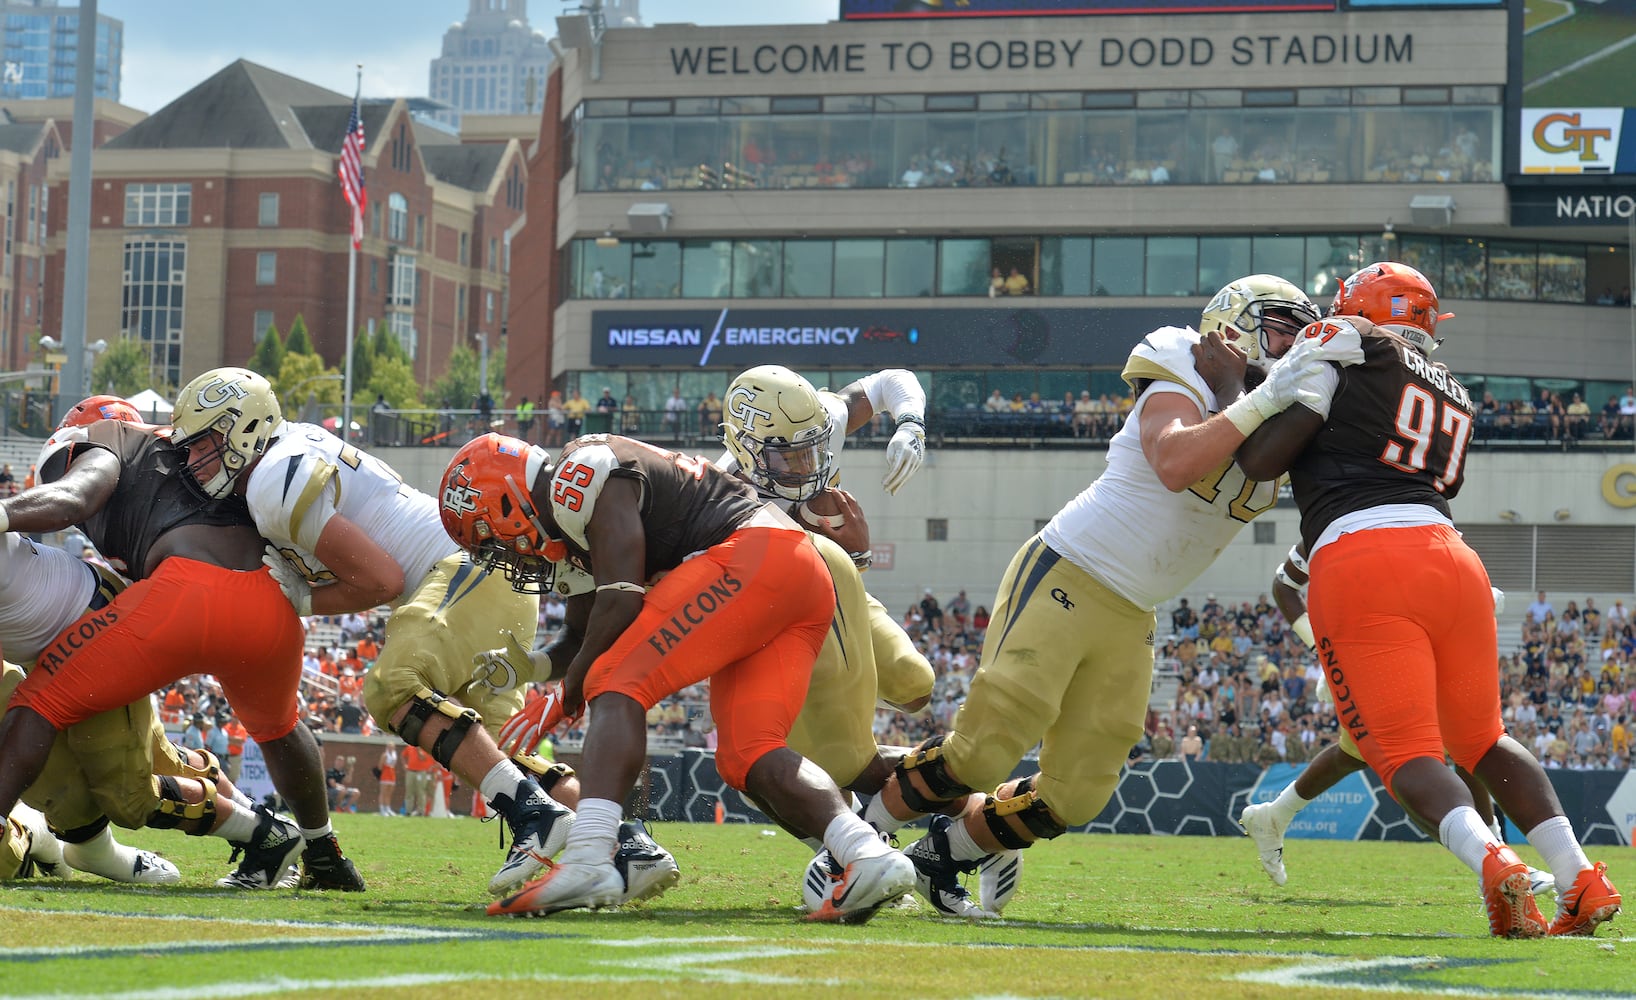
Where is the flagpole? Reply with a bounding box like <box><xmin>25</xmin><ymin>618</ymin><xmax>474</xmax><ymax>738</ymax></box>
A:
<box><xmin>342</xmin><ymin>64</ymin><xmax>361</xmax><ymax>442</ymax></box>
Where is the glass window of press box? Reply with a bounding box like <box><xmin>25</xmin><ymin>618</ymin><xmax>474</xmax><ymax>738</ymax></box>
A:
<box><xmin>571</xmin><ymin>85</ymin><xmax>1500</xmax><ymax>192</ymax></box>
<box><xmin>569</xmin><ymin>233</ymin><xmax>1631</xmax><ymax>310</ymax></box>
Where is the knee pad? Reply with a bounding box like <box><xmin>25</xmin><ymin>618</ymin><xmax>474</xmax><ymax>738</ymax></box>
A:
<box><xmin>396</xmin><ymin>688</ymin><xmax>481</xmax><ymax>768</ymax></box>
<box><xmin>981</xmin><ymin>776</ymin><xmax>1067</xmax><ymax>850</ymax></box>
<box><xmin>173</xmin><ymin>749</ymin><xmax>222</xmax><ymax>784</ymax></box>
<box><xmin>893</xmin><ymin>736</ymin><xmax>974</xmax><ymax>814</ymax></box>
<box><xmin>147</xmin><ymin>776</ymin><xmax>217</xmax><ymax>836</ymax></box>
<box><xmin>513</xmin><ymin>754</ymin><xmax>575</xmax><ymax>795</ymax></box>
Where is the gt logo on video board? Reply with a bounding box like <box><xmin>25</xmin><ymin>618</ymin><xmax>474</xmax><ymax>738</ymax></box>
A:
<box><xmin>1522</xmin><ymin>109</ymin><xmax>1623</xmax><ymax>174</ymax></box>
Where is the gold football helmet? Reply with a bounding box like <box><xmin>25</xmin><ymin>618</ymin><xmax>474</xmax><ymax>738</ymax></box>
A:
<box><xmin>172</xmin><ymin>367</ymin><xmax>283</xmax><ymax>498</ymax></box>
<box><xmin>721</xmin><ymin>365</ymin><xmax>833</xmax><ymax>502</ymax></box>
<box><xmin>1199</xmin><ymin>274</ymin><xmax>1321</xmax><ymax>370</ymax></box>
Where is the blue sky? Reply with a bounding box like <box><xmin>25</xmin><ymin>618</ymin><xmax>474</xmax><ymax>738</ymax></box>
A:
<box><xmin>102</xmin><ymin>1</ymin><xmax>836</xmax><ymax>113</ymax></box>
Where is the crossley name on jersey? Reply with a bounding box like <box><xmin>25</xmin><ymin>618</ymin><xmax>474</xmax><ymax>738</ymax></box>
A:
<box><xmin>1397</xmin><ymin>343</ymin><xmax>1472</xmax><ymax>410</ymax></box>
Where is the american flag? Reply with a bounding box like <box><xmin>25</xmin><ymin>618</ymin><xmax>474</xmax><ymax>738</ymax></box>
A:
<box><xmin>338</xmin><ymin>90</ymin><xmax>367</xmax><ymax>248</ymax></box>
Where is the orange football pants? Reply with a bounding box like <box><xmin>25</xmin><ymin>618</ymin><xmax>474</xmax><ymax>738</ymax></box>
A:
<box><xmin>11</xmin><ymin>558</ymin><xmax>306</xmax><ymax>743</ymax></box>
<box><xmin>1306</xmin><ymin>523</ymin><xmax>1503</xmax><ymax>793</ymax></box>
<box><xmin>583</xmin><ymin>525</ymin><xmax>834</xmax><ymax>790</ymax></box>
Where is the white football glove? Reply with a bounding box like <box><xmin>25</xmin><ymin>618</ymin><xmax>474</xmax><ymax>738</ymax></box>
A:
<box><xmin>1287</xmin><ymin>317</ymin><xmax>1368</xmax><ymax>368</ymax></box>
<box><xmin>1492</xmin><ymin>587</ymin><xmax>1506</xmax><ymax>617</ymax></box>
<box><xmin>882</xmin><ymin>419</ymin><xmax>926</xmax><ymax>495</ymax></box>
<box><xmin>471</xmin><ymin>630</ymin><xmax>536</xmax><ymax>695</ymax></box>
<box><xmin>1223</xmin><ymin>355</ymin><xmax>1326</xmax><ymax>434</ymax></box>
<box><xmin>261</xmin><ymin>545</ymin><xmax>312</xmax><ymax>616</ymax></box>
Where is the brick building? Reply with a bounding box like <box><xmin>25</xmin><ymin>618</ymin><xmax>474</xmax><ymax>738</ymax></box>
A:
<box><xmin>41</xmin><ymin>59</ymin><xmax>526</xmax><ymax>391</ymax></box>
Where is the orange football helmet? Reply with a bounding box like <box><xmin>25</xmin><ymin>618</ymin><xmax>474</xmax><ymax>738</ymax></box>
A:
<box><xmin>59</xmin><ymin>394</ymin><xmax>141</xmax><ymax>429</ymax></box>
<box><xmin>1330</xmin><ymin>261</ymin><xmax>1453</xmax><ymax>355</ymax></box>
<box><xmin>440</xmin><ymin>432</ymin><xmax>564</xmax><ymax>593</ymax></box>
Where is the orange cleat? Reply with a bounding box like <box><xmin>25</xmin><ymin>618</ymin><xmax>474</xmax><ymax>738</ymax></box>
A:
<box><xmin>1481</xmin><ymin>843</ymin><xmax>1547</xmax><ymax>939</ymax></box>
<box><xmin>1548</xmin><ymin>862</ymin><xmax>1621</xmax><ymax>937</ymax></box>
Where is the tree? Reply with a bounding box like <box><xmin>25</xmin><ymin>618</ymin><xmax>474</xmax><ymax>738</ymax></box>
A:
<box><xmin>247</xmin><ymin>322</ymin><xmax>285</xmax><ymax>378</ymax></box>
<box><xmin>92</xmin><ymin>337</ymin><xmax>161</xmax><ymax>398</ymax></box>
<box><xmin>272</xmin><ymin>352</ymin><xmax>341</xmax><ymax>421</ymax></box>
<box><xmin>430</xmin><ymin>344</ymin><xmax>481</xmax><ymax>410</ymax></box>
<box><xmin>367</xmin><ymin>355</ymin><xmax>422</xmax><ymax>411</ymax></box>
<box><xmin>348</xmin><ymin>327</ymin><xmax>374</xmax><ymax>391</ymax></box>
<box><xmin>284</xmin><ymin>314</ymin><xmax>315</xmax><ymax>357</ymax></box>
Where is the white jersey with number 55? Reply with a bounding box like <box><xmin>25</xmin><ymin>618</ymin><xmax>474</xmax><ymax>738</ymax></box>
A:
<box><xmin>245</xmin><ymin>421</ymin><xmax>457</xmax><ymax>596</ymax></box>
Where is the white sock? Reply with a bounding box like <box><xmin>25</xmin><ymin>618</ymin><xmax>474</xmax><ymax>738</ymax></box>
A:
<box><xmin>299</xmin><ymin>822</ymin><xmax>332</xmax><ymax>843</ymax></box>
<box><xmin>1526</xmin><ymin>816</ymin><xmax>1590</xmax><ymax>881</ymax></box>
<box><xmin>11</xmin><ymin>805</ymin><xmax>62</xmax><ymax>865</ymax></box>
<box><xmin>945</xmin><ymin>815</ymin><xmax>990</xmax><ymax>863</ymax></box>
<box><xmin>825</xmin><ymin>812</ymin><xmax>890</xmax><ymax>867</ymax></box>
<box><xmin>863</xmin><ymin>794</ymin><xmax>908</xmax><ymax>834</ymax></box>
<box><xmin>61</xmin><ymin>826</ymin><xmax>140</xmax><ymax>879</ymax></box>
<box><xmin>1439</xmin><ymin>805</ymin><xmax>1500</xmax><ymax>877</ymax></box>
<box><xmin>480</xmin><ymin>759</ymin><xmax>528</xmax><ymax>803</ymax></box>
<box><xmin>214</xmin><ymin>800</ymin><xmax>257</xmax><ymax>844</ymax></box>
<box><xmin>227</xmin><ymin>787</ymin><xmax>254</xmax><ymax>809</ymax></box>
<box><xmin>1269</xmin><ymin>783</ymin><xmax>1312</xmax><ymax>827</ymax></box>
<box><xmin>559</xmin><ymin>797</ymin><xmax>619</xmax><ymax>865</ymax></box>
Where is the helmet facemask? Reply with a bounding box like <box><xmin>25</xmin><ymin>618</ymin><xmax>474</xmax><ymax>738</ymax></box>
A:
<box><xmin>721</xmin><ymin>365</ymin><xmax>834</xmax><ymax>502</ymax></box>
<box><xmin>1201</xmin><ymin>275</ymin><xmax>1322</xmax><ymax>371</ymax></box>
<box><xmin>178</xmin><ymin>412</ymin><xmax>266</xmax><ymax>499</ymax></box>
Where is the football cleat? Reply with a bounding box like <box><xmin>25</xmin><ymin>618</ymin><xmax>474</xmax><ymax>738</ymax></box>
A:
<box><xmin>298</xmin><ymin>832</ymin><xmax>366</xmax><ymax>891</ymax></box>
<box><xmin>1548</xmin><ymin>862</ymin><xmax>1621</xmax><ymax>937</ymax></box>
<box><xmin>12</xmin><ymin>806</ymin><xmax>69</xmax><ymax>879</ymax></box>
<box><xmin>805</xmin><ymin>850</ymin><xmax>916</xmax><ymax>924</ymax></box>
<box><xmin>487</xmin><ymin>860</ymin><xmax>625</xmax><ymax>917</ymax></box>
<box><xmin>489</xmin><ymin>794</ymin><xmax>575</xmax><ymax>897</ymax></box>
<box><xmin>1237</xmin><ymin>801</ymin><xmax>1288</xmax><ymax>886</ymax></box>
<box><xmin>901</xmin><ymin>815</ymin><xmax>986</xmax><ymax>918</ymax></box>
<box><xmin>1482</xmin><ymin>843</ymin><xmax>1547</xmax><ymax>939</ymax></box>
<box><xmin>978</xmin><ymin>847</ymin><xmax>1022</xmax><ymax>916</ymax></box>
<box><xmin>217</xmin><ymin>806</ymin><xmax>302</xmax><ymax>890</ymax></box>
<box><xmin>614</xmin><ymin>820</ymin><xmax>680</xmax><ymax>904</ymax></box>
<box><xmin>1528</xmin><ymin>867</ymin><xmax>1556</xmax><ymax>898</ymax></box>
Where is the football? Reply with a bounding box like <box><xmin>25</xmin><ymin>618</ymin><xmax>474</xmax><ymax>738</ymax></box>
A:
<box><xmin>794</xmin><ymin>488</ymin><xmax>846</xmax><ymax>530</ymax></box>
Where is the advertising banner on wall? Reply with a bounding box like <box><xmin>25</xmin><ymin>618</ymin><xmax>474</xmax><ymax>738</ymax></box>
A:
<box><xmin>1518</xmin><ymin>1</ymin><xmax>1636</xmax><ymax>178</ymax></box>
<box><xmin>1510</xmin><ymin>183</ymin><xmax>1636</xmax><ymax>226</ymax></box>
<box><xmin>590</xmin><ymin>306</ymin><xmax>1193</xmax><ymax>368</ymax></box>
<box><xmin>838</xmin><ymin>0</ymin><xmax>1334</xmax><ymax>18</ymax></box>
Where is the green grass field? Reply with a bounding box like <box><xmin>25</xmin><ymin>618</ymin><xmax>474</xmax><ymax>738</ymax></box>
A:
<box><xmin>2</xmin><ymin>817</ymin><xmax>1632</xmax><ymax>998</ymax></box>
<box><xmin>1524</xmin><ymin>2</ymin><xmax>1636</xmax><ymax>105</ymax></box>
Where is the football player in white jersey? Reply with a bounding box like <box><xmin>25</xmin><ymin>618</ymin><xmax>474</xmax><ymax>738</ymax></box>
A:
<box><xmin>2</xmin><ymin>396</ymin><xmax>310</xmax><ymax>889</ymax></box>
<box><xmin>862</xmin><ymin>276</ymin><xmax>1339</xmax><ymax>903</ymax></box>
<box><xmin>172</xmin><ymin>367</ymin><xmax>653</xmax><ymax>900</ymax></box>
<box><xmin>714</xmin><ymin>366</ymin><xmax>1006</xmax><ymax>915</ymax></box>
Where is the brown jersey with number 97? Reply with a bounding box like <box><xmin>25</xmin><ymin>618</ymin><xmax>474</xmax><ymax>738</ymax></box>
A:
<box><xmin>1289</xmin><ymin>334</ymin><xmax>1476</xmax><ymax>554</ymax></box>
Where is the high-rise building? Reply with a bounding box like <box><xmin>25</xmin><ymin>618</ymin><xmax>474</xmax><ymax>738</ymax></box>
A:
<box><xmin>429</xmin><ymin>0</ymin><xmax>553</xmax><ymax>124</ymax></box>
<box><xmin>0</xmin><ymin>0</ymin><xmax>121</xmax><ymax>102</ymax></box>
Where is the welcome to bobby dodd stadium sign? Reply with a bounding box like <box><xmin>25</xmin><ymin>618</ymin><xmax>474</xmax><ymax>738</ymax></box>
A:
<box><xmin>591</xmin><ymin>306</ymin><xmax>1193</xmax><ymax>368</ymax></box>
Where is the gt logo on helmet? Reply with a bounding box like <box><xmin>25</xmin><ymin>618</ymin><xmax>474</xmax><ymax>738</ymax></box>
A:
<box><xmin>725</xmin><ymin>386</ymin><xmax>773</xmax><ymax>430</ymax></box>
<box><xmin>194</xmin><ymin>376</ymin><xmax>249</xmax><ymax>407</ymax></box>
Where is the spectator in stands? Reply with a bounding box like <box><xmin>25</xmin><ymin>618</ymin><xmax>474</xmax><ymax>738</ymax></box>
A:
<box><xmin>1566</xmin><ymin>393</ymin><xmax>1590</xmax><ymax>441</ymax></box>
<box><xmin>563</xmin><ymin>389</ymin><xmax>591</xmax><ymax>437</ymax></box>
<box><xmin>222</xmin><ymin>709</ymin><xmax>248</xmax><ymax>784</ymax></box>
<box><xmin>326</xmin><ymin>754</ymin><xmax>361</xmax><ymax>813</ymax></box>
<box><xmin>919</xmin><ymin>588</ymin><xmax>944</xmax><ymax>637</ymax></box>
<box><xmin>621</xmin><ymin>394</ymin><xmax>642</xmax><ymax>435</ymax></box>
<box><xmin>1621</xmin><ymin>386</ymin><xmax>1636</xmax><ymax>439</ymax></box>
<box><xmin>0</xmin><ymin>463</ymin><xmax>14</xmax><ymax>497</ymax></box>
<box><xmin>545</xmin><ymin>391</ymin><xmax>566</xmax><ymax>447</ymax></box>
<box><xmin>988</xmin><ymin>267</ymin><xmax>1004</xmax><ymax>298</ymax></box>
<box><xmin>336</xmin><ymin>693</ymin><xmax>365</xmax><ymax>734</ymax></box>
<box><xmin>1004</xmin><ymin>267</ymin><xmax>1030</xmax><ymax>296</ymax></box>
<box><xmin>1179</xmin><ymin>724</ymin><xmax>1204</xmax><ymax>761</ymax></box>
<box><xmin>1528</xmin><ymin>591</ymin><xmax>1554</xmax><ymax>625</ymax></box>
<box><xmin>1072</xmin><ymin>391</ymin><xmax>1098</xmax><ymax>438</ymax></box>
<box><xmin>595</xmin><ymin>388</ymin><xmax>620</xmax><ymax>422</ymax></box>
<box><xmin>663</xmin><ymin>388</ymin><xmax>688</xmax><ymax>437</ymax></box>
<box><xmin>515</xmin><ymin>396</ymin><xmax>536</xmax><ymax>443</ymax></box>
<box><xmin>181</xmin><ymin>712</ymin><xmax>209</xmax><ymax>751</ymax></box>
<box><xmin>984</xmin><ymin>389</ymin><xmax>1009</xmax><ymax>413</ymax></box>
<box><xmin>697</xmin><ymin>391</ymin><xmax>723</xmax><ymax>437</ymax></box>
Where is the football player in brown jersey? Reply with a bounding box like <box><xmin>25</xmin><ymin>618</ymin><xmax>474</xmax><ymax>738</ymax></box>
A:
<box><xmin>1237</xmin><ymin>262</ymin><xmax>1619</xmax><ymax>938</ymax></box>
<box><xmin>443</xmin><ymin>432</ymin><xmax>918</xmax><ymax>923</ymax></box>
<box><xmin>0</xmin><ymin>373</ymin><xmax>362</xmax><ymax>891</ymax></box>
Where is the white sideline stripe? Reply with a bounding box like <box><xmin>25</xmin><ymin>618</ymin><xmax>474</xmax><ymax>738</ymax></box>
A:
<box><xmin>0</xmin><ymin>973</ymin><xmax>671</xmax><ymax>1000</ymax></box>
<box><xmin>1525</xmin><ymin>31</ymin><xmax>1636</xmax><ymax>90</ymax></box>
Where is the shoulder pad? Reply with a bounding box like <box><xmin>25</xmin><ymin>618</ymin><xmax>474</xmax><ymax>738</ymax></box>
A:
<box><xmin>1121</xmin><ymin>326</ymin><xmax>1209</xmax><ymax>410</ymax></box>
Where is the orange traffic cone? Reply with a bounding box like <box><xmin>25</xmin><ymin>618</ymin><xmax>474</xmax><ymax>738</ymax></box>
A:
<box><xmin>714</xmin><ymin>799</ymin><xmax>725</xmax><ymax>824</ymax></box>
